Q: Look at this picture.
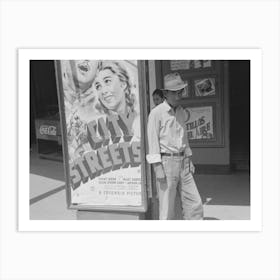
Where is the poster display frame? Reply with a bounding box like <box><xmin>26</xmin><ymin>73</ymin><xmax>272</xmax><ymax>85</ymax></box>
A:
<box><xmin>184</xmin><ymin>102</ymin><xmax>217</xmax><ymax>142</ymax></box>
<box><xmin>181</xmin><ymin>101</ymin><xmax>225</xmax><ymax>147</ymax></box>
<box><xmin>192</xmin><ymin>74</ymin><xmax>218</xmax><ymax>99</ymax></box>
<box><xmin>55</xmin><ymin>60</ymin><xmax>148</xmax><ymax>213</ymax></box>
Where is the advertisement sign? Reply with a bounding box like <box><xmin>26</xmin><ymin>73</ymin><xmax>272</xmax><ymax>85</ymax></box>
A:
<box><xmin>184</xmin><ymin>106</ymin><xmax>214</xmax><ymax>140</ymax></box>
<box><xmin>170</xmin><ymin>60</ymin><xmax>212</xmax><ymax>71</ymax></box>
<box><xmin>55</xmin><ymin>60</ymin><xmax>147</xmax><ymax>211</ymax></box>
<box><xmin>194</xmin><ymin>78</ymin><xmax>216</xmax><ymax>97</ymax></box>
<box><xmin>170</xmin><ymin>60</ymin><xmax>191</xmax><ymax>70</ymax></box>
<box><xmin>35</xmin><ymin>119</ymin><xmax>61</xmax><ymax>141</ymax></box>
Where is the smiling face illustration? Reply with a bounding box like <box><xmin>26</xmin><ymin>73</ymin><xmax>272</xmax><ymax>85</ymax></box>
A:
<box><xmin>93</xmin><ymin>69</ymin><xmax>126</xmax><ymax>112</ymax></box>
<box><xmin>71</xmin><ymin>60</ymin><xmax>97</xmax><ymax>92</ymax></box>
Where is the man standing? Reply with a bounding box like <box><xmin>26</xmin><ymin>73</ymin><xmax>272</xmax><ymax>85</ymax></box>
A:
<box><xmin>146</xmin><ymin>72</ymin><xmax>203</xmax><ymax>220</ymax></box>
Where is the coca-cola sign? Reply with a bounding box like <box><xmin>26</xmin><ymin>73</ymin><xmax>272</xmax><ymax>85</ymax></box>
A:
<box><xmin>39</xmin><ymin>125</ymin><xmax>57</xmax><ymax>136</ymax></box>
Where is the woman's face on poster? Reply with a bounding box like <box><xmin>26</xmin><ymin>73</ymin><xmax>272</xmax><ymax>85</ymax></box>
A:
<box><xmin>71</xmin><ymin>60</ymin><xmax>97</xmax><ymax>91</ymax></box>
<box><xmin>93</xmin><ymin>69</ymin><xmax>126</xmax><ymax>112</ymax></box>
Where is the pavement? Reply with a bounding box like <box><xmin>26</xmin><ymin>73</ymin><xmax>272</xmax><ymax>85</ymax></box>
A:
<box><xmin>30</xmin><ymin>149</ymin><xmax>250</xmax><ymax>220</ymax></box>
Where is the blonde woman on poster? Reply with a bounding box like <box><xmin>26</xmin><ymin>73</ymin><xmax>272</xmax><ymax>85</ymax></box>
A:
<box><xmin>62</xmin><ymin>60</ymin><xmax>140</xmax><ymax>161</ymax></box>
<box><xmin>93</xmin><ymin>60</ymin><xmax>140</xmax><ymax>141</ymax></box>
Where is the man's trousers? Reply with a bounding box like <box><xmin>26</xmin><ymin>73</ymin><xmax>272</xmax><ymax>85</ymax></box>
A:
<box><xmin>157</xmin><ymin>155</ymin><xmax>204</xmax><ymax>220</ymax></box>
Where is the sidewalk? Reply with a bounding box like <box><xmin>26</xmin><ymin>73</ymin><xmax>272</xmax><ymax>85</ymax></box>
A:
<box><xmin>30</xmin><ymin>151</ymin><xmax>250</xmax><ymax>220</ymax></box>
<box><xmin>30</xmin><ymin>151</ymin><xmax>76</xmax><ymax>220</ymax></box>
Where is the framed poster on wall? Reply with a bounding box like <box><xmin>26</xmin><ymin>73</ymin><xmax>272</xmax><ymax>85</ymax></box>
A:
<box><xmin>184</xmin><ymin>105</ymin><xmax>215</xmax><ymax>140</ymax></box>
<box><xmin>182</xmin><ymin>102</ymin><xmax>224</xmax><ymax>147</ymax></box>
<box><xmin>170</xmin><ymin>60</ymin><xmax>214</xmax><ymax>71</ymax></box>
<box><xmin>194</xmin><ymin>77</ymin><xmax>216</xmax><ymax>97</ymax></box>
<box><xmin>55</xmin><ymin>60</ymin><xmax>148</xmax><ymax>212</ymax></box>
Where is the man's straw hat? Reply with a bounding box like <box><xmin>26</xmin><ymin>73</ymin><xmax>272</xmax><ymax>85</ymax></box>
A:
<box><xmin>162</xmin><ymin>72</ymin><xmax>188</xmax><ymax>91</ymax></box>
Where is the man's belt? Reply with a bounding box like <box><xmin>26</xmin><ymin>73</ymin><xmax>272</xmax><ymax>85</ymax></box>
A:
<box><xmin>161</xmin><ymin>152</ymin><xmax>185</xmax><ymax>157</ymax></box>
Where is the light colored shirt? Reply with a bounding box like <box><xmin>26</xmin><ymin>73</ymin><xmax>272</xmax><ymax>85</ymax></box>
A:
<box><xmin>146</xmin><ymin>100</ymin><xmax>192</xmax><ymax>164</ymax></box>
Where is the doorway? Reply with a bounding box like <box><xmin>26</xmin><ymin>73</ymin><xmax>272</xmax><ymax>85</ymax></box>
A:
<box><xmin>229</xmin><ymin>61</ymin><xmax>250</xmax><ymax>171</ymax></box>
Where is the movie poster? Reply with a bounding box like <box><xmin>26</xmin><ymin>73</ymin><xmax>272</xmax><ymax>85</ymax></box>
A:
<box><xmin>184</xmin><ymin>106</ymin><xmax>214</xmax><ymax>140</ymax></box>
<box><xmin>59</xmin><ymin>60</ymin><xmax>143</xmax><ymax>207</ymax></box>
<box><xmin>194</xmin><ymin>78</ymin><xmax>216</xmax><ymax>96</ymax></box>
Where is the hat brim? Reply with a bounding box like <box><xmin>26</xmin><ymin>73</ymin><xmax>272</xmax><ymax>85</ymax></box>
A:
<box><xmin>161</xmin><ymin>83</ymin><xmax>188</xmax><ymax>91</ymax></box>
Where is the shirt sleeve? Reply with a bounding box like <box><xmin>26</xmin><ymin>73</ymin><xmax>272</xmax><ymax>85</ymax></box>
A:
<box><xmin>146</xmin><ymin>109</ymin><xmax>162</xmax><ymax>164</ymax></box>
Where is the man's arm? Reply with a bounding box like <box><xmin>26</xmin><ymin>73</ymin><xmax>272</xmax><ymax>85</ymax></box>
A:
<box><xmin>146</xmin><ymin>110</ymin><xmax>165</xmax><ymax>179</ymax></box>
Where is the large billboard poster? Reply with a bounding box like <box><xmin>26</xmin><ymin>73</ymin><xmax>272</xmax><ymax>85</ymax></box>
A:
<box><xmin>55</xmin><ymin>60</ymin><xmax>147</xmax><ymax>211</ymax></box>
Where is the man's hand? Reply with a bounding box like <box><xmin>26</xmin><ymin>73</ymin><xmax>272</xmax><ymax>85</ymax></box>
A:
<box><xmin>153</xmin><ymin>162</ymin><xmax>166</xmax><ymax>180</ymax></box>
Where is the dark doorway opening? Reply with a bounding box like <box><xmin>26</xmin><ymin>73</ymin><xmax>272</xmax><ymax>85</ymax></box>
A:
<box><xmin>229</xmin><ymin>61</ymin><xmax>250</xmax><ymax>171</ymax></box>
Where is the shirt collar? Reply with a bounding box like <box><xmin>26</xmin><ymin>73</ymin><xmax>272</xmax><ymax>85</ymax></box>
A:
<box><xmin>162</xmin><ymin>100</ymin><xmax>181</xmax><ymax>112</ymax></box>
